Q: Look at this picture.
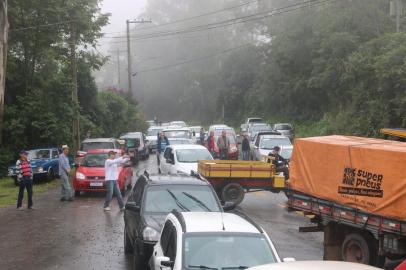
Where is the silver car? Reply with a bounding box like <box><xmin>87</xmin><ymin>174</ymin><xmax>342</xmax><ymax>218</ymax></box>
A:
<box><xmin>251</xmin><ymin>135</ymin><xmax>292</xmax><ymax>161</ymax></box>
<box><xmin>273</xmin><ymin>123</ymin><xmax>294</xmax><ymax>141</ymax></box>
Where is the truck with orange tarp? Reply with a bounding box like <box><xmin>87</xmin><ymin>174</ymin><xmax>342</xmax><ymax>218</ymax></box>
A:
<box><xmin>197</xmin><ymin>160</ymin><xmax>285</xmax><ymax>205</ymax></box>
<box><xmin>287</xmin><ymin>135</ymin><xmax>406</xmax><ymax>267</ymax></box>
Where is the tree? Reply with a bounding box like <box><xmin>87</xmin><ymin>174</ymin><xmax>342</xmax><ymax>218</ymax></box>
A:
<box><xmin>0</xmin><ymin>0</ymin><xmax>8</xmax><ymax>144</ymax></box>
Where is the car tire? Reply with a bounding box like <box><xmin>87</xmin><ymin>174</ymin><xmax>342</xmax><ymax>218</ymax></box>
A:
<box><xmin>341</xmin><ymin>233</ymin><xmax>373</xmax><ymax>265</ymax></box>
<box><xmin>133</xmin><ymin>242</ymin><xmax>145</xmax><ymax>270</ymax></box>
<box><xmin>124</xmin><ymin>226</ymin><xmax>133</xmax><ymax>255</ymax></box>
<box><xmin>47</xmin><ymin>168</ymin><xmax>55</xmax><ymax>181</ymax></box>
<box><xmin>74</xmin><ymin>191</ymin><xmax>80</xmax><ymax>197</ymax></box>
<box><xmin>221</xmin><ymin>183</ymin><xmax>245</xmax><ymax>205</ymax></box>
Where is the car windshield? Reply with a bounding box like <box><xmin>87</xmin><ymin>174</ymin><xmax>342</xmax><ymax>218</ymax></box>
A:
<box><xmin>214</xmin><ymin>135</ymin><xmax>236</xmax><ymax>144</ymax></box>
<box><xmin>190</xmin><ymin>127</ymin><xmax>201</xmax><ymax>132</ymax></box>
<box><xmin>184</xmin><ymin>233</ymin><xmax>276</xmax><ymax>269</ymax></box>
<box><xmin>251</xmin><ymin>125</ymin><xmax>272</xmax><ymax>132</ymax></box>
<box><xmin>260</xmin><ymin>138</ymin><xmax>291</xmax><ymax>149</ymax></box>
<box><xmin>176</xmin><ymin>149</ymin><xmax>213</xmax><ymax>163</ymax></box>
<box><xmin>164</xmin><ymin>130</ymin><xmax>191</xmax><ymax>139</ymax></box>
<box><xmin>274</xmin><ymin>124</ymin><xmax>292</xmax><ymax>130</ymax></box>
<box><xmin>143</xmin><ymin>185</ymin><xmax>220</xmax><ymax>213</ymax></box>
<box><xmin>170</xmin><ymin>121</ymin><xmax>186</xmax><ymax>127</ymax></box>
<box><xmin>280</xmin><ymin>148</ymin><xmax>293</xmax><ymax>160</ymax></box>
<box><xmin>81</xmin><ymin>142</ymin><xmax>115</xmax><ymax>151</ymax></box>
<box><xmin>248</xmin><ymin>118</ymin><xmax>263</xmax><ymax>123</ymax></box>
<box><xmin>28</xmin><ymin>150</ymin><xmax>50</xmax><ymax>160</ymax></box>
<box><xmin>82</xmin><ymin>153</ymin><xmax>108</xmax><ymax>167</ymax></box>
<box><xmin>147</xmin><ymin>128</ymin><xmax>163</xmax><ymax>136</ymax></box>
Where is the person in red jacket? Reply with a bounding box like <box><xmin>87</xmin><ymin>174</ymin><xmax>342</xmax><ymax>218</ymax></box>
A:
<box><xmin>16</xmin><ymin>150</ymin><xmax>33</xmax><ymax>210</ymax></box>
<box><xmin>206</xmin><ymin>131</ymin><xmax>215</xmax><ymax>156</ymax></box>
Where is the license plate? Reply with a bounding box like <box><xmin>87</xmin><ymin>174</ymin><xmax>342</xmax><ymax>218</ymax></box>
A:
<box><xmin>90</xmin><ymin>182</ymin><xmax>103</xmax><ymax>187</ymax></box>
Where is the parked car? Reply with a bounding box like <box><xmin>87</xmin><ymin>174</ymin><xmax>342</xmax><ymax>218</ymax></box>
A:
<box><xmin>273</xmin><ymin>123</ymin><xmax>294</xmax><ymax>141</ymax></box>
<box><xmin>146</xmin><ymin>126</ymin><xmax>164</xmax><ymax>152</ymax></box>
<box><xmin>241</xmin><ymin>117</ymin><xmax>264</xmax><ymax>133</ymax></box>
<box><xmin>247</xmin><ymin>261</ymin><xmax>381</xmax><ymax>270</ymax></box>
<box><xmin>73</xmin><ymin>149</ymin><xmax>132</xmax><ymax>196</ymax></box>
<box><xmin>149</xmin><ymin>211</ymin><xmax>282</xmax><ymax>270</ymax></box>
<box><xmin>124</xmin><ymin>172</ymin><xmax>228</xmax><ymax>269</ymax></box>
<box><xmin>169</xmin><ymin>121</ymin><xmax>187</xmax><ymax>127</ymax></box>
<box><xmin>251</xmin><ymin>135</ymin><xmax>292</xmax><ymax>161</ymax></box>
<box><xmin>120</xmin><ymin>132</ymin><xmax>149</xmax><ymax>161</ymax></box>
<box><xmin>247</xmin><ymin>123</ymin><xmax>273</xmax><ymax>141</ymax></box>
<box><xmin>8</xmin><ymin>148</ymin><xmax>60</xmax><ymax>185</ymax></box>
<box><xmin>163</xmin><ymin>127</ymin><xmax>192</xmax><ymax>140</ymax></box>
<box><xmin>76</xmin><ymin>138</ymin><xmax>120</xmax><ymax>164</ymax></box>
<box><xmin>159</xmin><ymin>144</ymin><xmax>213</xmax><ymax>175</ymax></box>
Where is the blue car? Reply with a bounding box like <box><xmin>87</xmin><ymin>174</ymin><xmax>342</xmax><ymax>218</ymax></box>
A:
<box><xmin>8</xmin><ymin>148</ymin><xmax>60</xmax><ymax>185</ymax></box>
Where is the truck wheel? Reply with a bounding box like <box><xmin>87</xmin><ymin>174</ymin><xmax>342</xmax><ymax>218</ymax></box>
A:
<box><xmin>341</xmin><ymin>233</ymin><xmax>372</xmax><ymax>265</ymax></box>
<box><xmin>222</xmin><ymin>183</ymin><xmax>245</xmax><ymax>205</ymax></box>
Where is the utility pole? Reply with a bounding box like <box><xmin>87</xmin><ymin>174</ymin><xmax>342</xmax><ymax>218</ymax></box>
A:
<box><xmin>70</xmin><ymin>20</ymin><xmax>80</xmax><ymax>153</ymax></box>
<box><xmin>126</xmin><ymin>18</ymin><xmax>152</xmax><ymax>99</ymax></box>
<box><xmin>396</xmin><ymin>0</ymin><xmax>402</xmax><ymax>32</ymax></box>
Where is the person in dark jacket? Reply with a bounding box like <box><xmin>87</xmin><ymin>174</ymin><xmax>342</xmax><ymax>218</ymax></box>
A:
<box><xmin>268</xmin><ymin>146</ymin><xmax>289</xmax><ymax>180</ymax></box>
<box><xmin>199</xmin><ymin>128</ymin><xmax>205</xmax><ymax>145</ymax></box>
<box><xmin>16</xmin><ymin>150</ymin><xmax>33</xmax><ymax>210</ymax></box>
<box><xmin>157</xmin><ymin>132</ymin><xmax>169</xmax><ymax>165</ymax></box>
<box><xmin>241</xmin><ymin>134</ymin><xmax>251</xmax><ymax>160</ymax></box>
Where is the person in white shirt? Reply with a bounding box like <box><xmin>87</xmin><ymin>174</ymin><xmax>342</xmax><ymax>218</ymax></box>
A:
<box><xmin>103</xmin><ymin>151</ymin><xmax>130</xmax><ymax>211</ymax></box>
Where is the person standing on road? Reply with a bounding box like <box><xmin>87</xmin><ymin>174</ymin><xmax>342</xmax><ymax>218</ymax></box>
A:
<box><xmin>16</xmin><ymin>150</ymin><xmax>34</xmax><ymax>210</ymax></box>
<box><xmin>217</xmin><ymin>130</ymin><xmax>230</xmax><ymax>160</ymax></box>
<box><xmin>59</xmin><ymin>145</ymin><xmax>74</xmax><ymax>201</ymax></box>
<box><xmin>199</xmin><ymin>128</ymin><xmax>205</xmax><ymax>145</ymax></box>
<box><xmin>103</xmin><ymin>151</ymin><xmax>130</xmax><ymax>211</ymax></box>
<box><xmin>268</xmin><ymin>146</ymin><xmax>289</xmax><ymax>180</ymax></box>
<box><xmin>206</xmin><ymin>131</ymin><xmax>215</xmax><ymax>156</ymax></box>
<box><xmin>157</xmin><ymin>132</ymin><xmax>169</xmax><ymax>165</ymax></box>
<box><xmin>241</xmin><ymin>134</ymin><xmax>251</xmax><ymax>161</ymax></box>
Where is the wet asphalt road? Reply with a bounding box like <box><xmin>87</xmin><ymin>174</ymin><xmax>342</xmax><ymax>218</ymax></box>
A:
<box><xmin>0</xmin><ymin>156</ymin><xmax>322</xmax><ymax>270</ymax></box>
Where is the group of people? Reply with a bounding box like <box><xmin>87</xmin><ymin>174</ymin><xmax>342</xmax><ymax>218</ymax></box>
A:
<box><xmin>15</xmin><ymin>145</ymin><xmax>130</xmax><ymax>211</ymax></box>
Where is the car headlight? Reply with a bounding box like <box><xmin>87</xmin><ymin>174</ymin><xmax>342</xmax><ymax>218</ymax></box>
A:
<box><xmin>37</xmin><ymin>167</ymin><xmax>44</xmax><ymax>173</ymax></box>
<box><xmin>76</xmin><ymin>172</ymin><xmax>86</xmax><ymax>180</ymax></box>
<box><xmin>143</xmin><ymin>227</ymin><xmax>160</xmax><ymax>242</ymax></box>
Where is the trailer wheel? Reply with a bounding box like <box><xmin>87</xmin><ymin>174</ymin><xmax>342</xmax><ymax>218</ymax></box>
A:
<box><xmin>341</xmin><ymin>233</ymin><xmax>372</xmax><ymax>265</ymax></box>
<box><xmin>221</xmin><ymin>183</ymin><xmax>244</xmax><ymax>205</ymax></box>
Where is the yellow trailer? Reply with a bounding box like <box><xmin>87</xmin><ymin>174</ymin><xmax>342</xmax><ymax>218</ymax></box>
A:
<box><xmin>198</xmin><ymin>160</ymin><xmax>285</xmax><ymax>205</ymax></box>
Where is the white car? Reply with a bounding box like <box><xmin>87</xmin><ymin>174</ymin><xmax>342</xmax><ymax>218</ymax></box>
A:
<box><xmin>159</xmin><ymin>144</ymin><xmax>213</xmax><ymax>175</ymax></box>
<box><xmin>252</xmin><ymin>135</ymin><xmax>292</xmax><ymax>161</ymax></box>
<box><xmin>170</xmin><ymin>121</ymin><xmax>187</xmax><ymax>127</ymax></box>
<box><xmin>163</xmin><ymin>127</ymin><xmax>192</xmax><ymax>140</ymax></box>
<box><xmin>149</xmin><ymin>211</ymin><xmax>283</xmax><ymax>270</ymax></box>
<box><xmin>146</xmin><ymin>126</ymin><xmax>164</xmax><ymax>152</ymax></box>
<box><xmin>247</xmin><ymin>261</ymin><xmax>382</xmax><ymax>270</ymax></box>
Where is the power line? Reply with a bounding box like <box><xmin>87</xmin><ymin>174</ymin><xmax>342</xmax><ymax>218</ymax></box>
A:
<box><xmin>100</xmin><ymin>0</ymin><xmax>333</xmax><ymax>42</ymax></box>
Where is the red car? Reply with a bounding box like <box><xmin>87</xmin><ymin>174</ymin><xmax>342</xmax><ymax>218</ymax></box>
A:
<box><xmin>73</xmin><ymin>149</ymin><xmax>133</xmax><ymax>196</ymax></box>
<box><xmin>206</xmin><ymin>132</ymin><xmax>239</xmax><ymax>160</ymax></box>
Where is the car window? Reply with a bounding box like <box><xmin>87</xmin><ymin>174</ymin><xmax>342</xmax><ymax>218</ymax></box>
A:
<box><xmin>175</xmin><ymin>149</ymin><xmax>213</xmax><ymax>163</ymax></box>
<box><xmin>160</xmin><ymin>220</ymin><xmax>174</xmax><ymax>253</ymax></box>
<box><xmin>52</xmin><ymin>150</ymin><xmax>59</xmax><ymax>159</ymax></box>
<box><xmin>28</xmin><ymin>149</ymin><xmax>51</xmax><ymax>160</ymax></box>
<box><xmin>260</xmin><ymin>138</ymin><xmax>291</xmax><ymax>149</ymax></box>
<box><xmin>81</xmin><ymin>142</ymin><xmax>115</xmax><ymax>151</ymax></box>
<box><xmin>131</xmin><ymin>177</ymin><xmax>145</xmax><ymax>205</ymax></box>
<box><xmin>82</xmin><ymin>153</ymin><xmax>108</xmax><ymax>167</ymax></box>
<box><xmin>165</xmin><ymin>226</ymin><xmax>177</xmax><ymax>261</ymax></box>
<box><xmin>163</xmin><ymin>147</ymin><xmax>172</xmax><ymax>159</ymax></box>
<box><xmin>274</xmin><ymin>124</ymin><xmax>292</xmax><ymax>130</ymax></box>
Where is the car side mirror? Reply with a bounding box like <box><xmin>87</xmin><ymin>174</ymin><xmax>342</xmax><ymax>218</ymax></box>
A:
<box><xmin>125</xmin><ymin>202</ymin><xmax>140</xmax><ymax>212</ymax></box>
<box><xmin>157</xmin><ymin>256</ymin><xmax>174</xmax><ymax>267</ymax></box>
<box><xmin>222</xmin><ymin>201</ymin><xmax>236</xmax><ymax>212</ymax></box>
<box><xmin>282</xmin><ymin>257</ymin><xmax>296</xmax><ymax>262</ymax></box>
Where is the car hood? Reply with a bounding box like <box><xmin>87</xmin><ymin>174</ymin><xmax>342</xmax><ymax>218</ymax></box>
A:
<box><xmin>176</xmin><ymin>162</ymin><xmax>197</xmax><ymax>175</ymax></box>
<box><xmin>259</xmin><ymin>148</ymin><xmax>272</xmax><ymax>156</ymax></box>
<box><xmin>143</xmin><ymin>214</ymin><xmax>167</xmax><ymax>232</ymax></box>
<box><xmin>77</xmin><ymin>166</ymin><xmax>106</xmax><ymax>177</ymax></box>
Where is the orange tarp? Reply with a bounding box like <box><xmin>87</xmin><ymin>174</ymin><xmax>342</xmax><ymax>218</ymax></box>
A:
<box><xmin>290</xmin><ymin>135</ymin><xmax>406</xmax><ymax>221</ymax></box>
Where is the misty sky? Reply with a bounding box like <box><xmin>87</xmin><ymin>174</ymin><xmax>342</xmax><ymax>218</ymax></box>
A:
<box><xmin>99</xmin><ymin>0</ymin><xmax>147</xmax><ymax>52</ymax></box>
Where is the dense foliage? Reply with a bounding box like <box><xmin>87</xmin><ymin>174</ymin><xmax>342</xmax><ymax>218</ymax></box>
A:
<box><xmin>0</xmin><ymin>0</ymin><xmax>146</xmax><ymax>176</ymax></box>
<box><xmin>98</xmin><ymin>0</ymin><xmax>405</xmax><ymax>136</ymax></box>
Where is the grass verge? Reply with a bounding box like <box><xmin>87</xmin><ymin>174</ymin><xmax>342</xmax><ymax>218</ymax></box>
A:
<box><xmin>0</xmin><ymin>177</ymin><xmax>59</xmax><ymax>208</ymax></box>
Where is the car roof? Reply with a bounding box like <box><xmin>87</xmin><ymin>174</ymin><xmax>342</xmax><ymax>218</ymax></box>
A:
<box><xmin>120</xmin><ymin>132</ymin><xmax>142</xmax><ymax>139</ymax></box>
<box><xmin>261</xmin><ymin>135</ymin><xmax>290</xmax><ymax>139</ymax></box>
<box><xmin>86</xmin><ymin>149</ymin><xmax>121</xmax><ymax>154</ymax></box>
<box><xmin>167</xmin><ymin>144</ymin><xmax>208</xmax><ymax>150</ymax></box>
<box><xmin>247</xmin><ymin>261</ymin><xmax>381</xmax><ymax>270</ymax></box>
<box><xmin>148</xmin><ymin>126</ymin><xmax>164</xmax><ymax>130</ymax></box>
<box><xmin>274</xmin><ymin>123</ymin><xmax>292</xmax><ymax>126</ymax></box>
<box><xmin>256</xmin><ymin>131</ymin><xmax>281</xmax><ymax>136</ymax></box>
<box><xmin>142</xmin><ymin>174</ymin><xmax>210</xmax><ymax>186</ymax></box>
<box><xmin>163</xmin><ymin>127</ymin><xmax>191</xmax><ymax>131</ymax></box>
<box><xmin>82</xmin><ymin>138</ymin><xmax>116</xmax><ymax>143</ymax></box>
<box><xmin>180</xmin><ymin>212</ymin><xmax>261</xmax><ymax>233</ymax></box>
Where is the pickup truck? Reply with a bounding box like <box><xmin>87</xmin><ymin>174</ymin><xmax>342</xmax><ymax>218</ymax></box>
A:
<box><xmin>286</xmin><ymin>134</ymin><xmax>406</xmax><ymax>267</ymax></box>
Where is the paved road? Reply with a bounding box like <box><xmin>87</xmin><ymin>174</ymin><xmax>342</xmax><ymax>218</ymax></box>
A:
<box><xmin>0</xmin><ymin>156</ymin><xmax>322</xmax><ymax>270</ymax></box>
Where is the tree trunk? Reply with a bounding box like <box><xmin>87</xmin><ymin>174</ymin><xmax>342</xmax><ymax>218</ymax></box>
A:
<box><xmin>0</xmin><ymin>0</ymin><xmax>8</xmax><ymax>145</ymax></box>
